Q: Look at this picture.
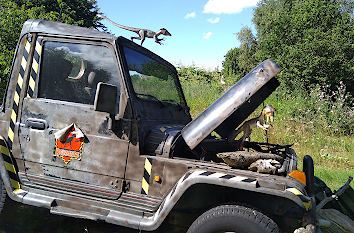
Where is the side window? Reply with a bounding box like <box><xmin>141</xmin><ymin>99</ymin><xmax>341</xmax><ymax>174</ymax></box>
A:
<box><xmin>38</xmin><ymin>41</ymin><xmax>120</xmax><ymax>105</ymax></box>
<box><xmin>123</xmin><ymin>47</ymin><xmax>181</xmax><ymax>105</ymax></box>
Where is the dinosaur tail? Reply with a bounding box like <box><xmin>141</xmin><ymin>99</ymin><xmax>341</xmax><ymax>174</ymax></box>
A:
<box><xmin>97</xmin><ymin>14</ymin><xmax>140</xmax><ymax>33</ymax></box>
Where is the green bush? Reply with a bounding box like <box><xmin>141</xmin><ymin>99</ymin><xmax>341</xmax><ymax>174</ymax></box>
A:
<box><xmin>267</xmin><ymin>82</ymin><xmax>353</xmax><ymax>136</ymax></box>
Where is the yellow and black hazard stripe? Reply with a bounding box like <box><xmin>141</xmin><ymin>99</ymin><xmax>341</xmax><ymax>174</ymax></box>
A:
<box><xmin>27</xmin><ymin>38</ymin><xmax>42</xmax><ymax>98</ymax></box>
<box><xmin>286</xmin><ymin>187</ymin><xmax>312</xmax><ymax>211</ymax></box>
<box><xmin>157</xmin><ymin>170</ymin><xmax>258</xmax><ymax>215</ymax></box>
<box><xmin>141</xmin><ymin>158</ymin><xmax>152</xmax><ymax>195</ymax></box>
<box><xmin>8</xmin><ymin>38</ymin><xmax>30</xmax><ymax>149</ymax></box>
<box><xmin>0</xmin><ymin>136</ymin><xmax>21</xmax><ymax>191</ymax></box>
<box><xmin>4</xmin><ymin>38</ymin><xmax>31</xmax><ymax>192</ymax></box>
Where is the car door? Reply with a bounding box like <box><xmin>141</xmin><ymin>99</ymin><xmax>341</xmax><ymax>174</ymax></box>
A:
<box><xmin>18</xmin><ymin>36</ymin><xmax>129</xmax><ymax>199</ymax></box>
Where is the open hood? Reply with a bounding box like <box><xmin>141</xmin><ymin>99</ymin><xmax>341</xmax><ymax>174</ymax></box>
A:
<box><xmin>181</xmin><ymin>59</ymin><xmax>281</xmax><ymax>150</ymax></box>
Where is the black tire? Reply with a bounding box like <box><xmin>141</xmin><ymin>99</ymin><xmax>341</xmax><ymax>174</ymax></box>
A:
<box><xmin>0</xmin><ymin>178</ymin><xmax>6</xmax><ymax>214</ymax></box>
<box><xmin>187</xmin><ymin>205</ymin><xmax>280</xmax><ymax>233</ymax></box>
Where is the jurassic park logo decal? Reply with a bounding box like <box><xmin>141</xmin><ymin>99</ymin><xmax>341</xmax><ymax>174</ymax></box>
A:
<box><xmin>53</xmin><ymin>124</ymin><xmax>84</xmax><ymax>164</ymax></box>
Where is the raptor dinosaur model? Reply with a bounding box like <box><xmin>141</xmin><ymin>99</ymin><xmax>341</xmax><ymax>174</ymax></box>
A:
<box><xmin>97</xmin><ymin>14</ymin><xmax>171</xmax><ymax>46</ymax></box>
<box><xmin>228</xmin><ymin>104</ymin><xmax>275</xmax><ymax>150</ymax></box>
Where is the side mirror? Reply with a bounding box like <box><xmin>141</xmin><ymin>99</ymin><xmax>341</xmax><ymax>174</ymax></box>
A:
<box><xmin>94</xmin><ymin>82</ymin><xmax>117</xmax><ymax>115</ymax></box>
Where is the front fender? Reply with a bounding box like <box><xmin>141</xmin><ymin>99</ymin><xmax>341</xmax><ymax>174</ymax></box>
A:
<box><xmin>128</xmin><ymin>169</ymin><xmax>310</xmax><ymax>231</ymax></box>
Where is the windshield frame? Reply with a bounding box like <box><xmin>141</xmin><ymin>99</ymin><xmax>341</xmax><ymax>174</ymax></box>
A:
<box><xmin>116</xmin><ymin>37</ymin><xmax>188</xmax><ymax>109</ymax></box>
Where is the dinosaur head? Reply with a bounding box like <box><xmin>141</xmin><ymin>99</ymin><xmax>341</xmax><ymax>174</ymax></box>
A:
<box><xmin>159</xmin><ymin>28</ymin><xmax>171</xmax><ymax>36</ymax></box>
<box><xmin>262</xmin><ymin>104</ymin><xmax>275</xmax><ymax>123</ymax></box>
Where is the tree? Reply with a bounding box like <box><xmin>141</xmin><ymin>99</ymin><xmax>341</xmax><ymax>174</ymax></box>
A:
<box><xmin>0</xmin><ymin>0</ymin><xmax>105</xmax><ymax>97</ymax></box>
<box><xmin>223</xmin><ymin>0</ymin><xmax>353</xmax><ymax>94</ymax></box>
<box><xmin>253</xmin><ymin>0</ymin><xmax>353</xmax><ymax>93</ymax></box>
<box><xmin>12</xmin><ymin>0</ymin><xmax>105</xmax><ymax>29</ymax></box>
<box><xmin>221</xmin><ymin>27</ymin><xmax>258</xmax><ymax>83</ymax></box>
<box><xmin>236</xmin><ymin>26</ymin><xmax>258</xmax><ymax>75</ymax></box>
<box><xmin>222</xmin><ymin>47</ymin><xmax>241</xmax><ymax>78</ymax></box>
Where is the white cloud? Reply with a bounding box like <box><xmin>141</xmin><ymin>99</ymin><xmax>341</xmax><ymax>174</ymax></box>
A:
<box><xmin>184</xmin><ymin>12</ymin><xmax>196</xmax><ymax>19</ymax></box>
<box><xmin>203</xmin><ymin>0</ymin><xmax>259</xmax><ymax>14</ymax></box>
<box><xmin>203</xmin><ymin>32</ymin><xmax>212</xmax><ymax>39</ymax></box>
<box><xmin>207</xmin><ymin>17</ymin><xmax>220</xmax><ymax>23</ymax></box>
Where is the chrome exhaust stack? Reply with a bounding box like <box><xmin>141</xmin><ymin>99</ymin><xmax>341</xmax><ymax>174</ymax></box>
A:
<box><xmin>181</xmin><ymin>59</ymin><xmax>281</xmax><ymax>150</ymax></box>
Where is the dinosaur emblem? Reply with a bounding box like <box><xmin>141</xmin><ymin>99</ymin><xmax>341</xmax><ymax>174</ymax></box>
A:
<box><xmin>62</xmin><ymin>133</ymin><xmax>76</xmax><ymax>148</ymax></box>
<box><xmin>54</xmin><ymin>126</ymin><xmax>84</xmax><ymax>164</ymax></box>
<box><xmin>97</xmin><ymin>14</ymin><xmax>171</xmax><ymax>46</ymax></box>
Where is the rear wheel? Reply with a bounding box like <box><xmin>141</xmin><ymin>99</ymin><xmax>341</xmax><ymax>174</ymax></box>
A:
<box><xmin>0</xmin><ymin>178</ymin><xmax>6</xmax><ymax>214</ymax></box>
<box><xmin>187</xmin><ymin>205</ymin><xmax>280</xmax><ymax>233</ymax></box>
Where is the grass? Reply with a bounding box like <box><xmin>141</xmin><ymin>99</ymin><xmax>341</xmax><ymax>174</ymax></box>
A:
<box><xmin>315</xmin><ymin>167</ymin><xmax>353</xmax><ymax>190</ymax></box>
<box><xmin>181</xmin><ymin>81</ymin><xmax>223</xmax><ymax>117</ymax></box>
<box><xmin>181</xmin><ymin>80</ymin><xmax>353</xmax><ymax>190</ymax></box>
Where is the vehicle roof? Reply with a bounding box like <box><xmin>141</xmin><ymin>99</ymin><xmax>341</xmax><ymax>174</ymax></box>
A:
<box><xmin>21</xmin><ymin>19</ymin><xmax>116</xmax><ymax>41</ymax></box>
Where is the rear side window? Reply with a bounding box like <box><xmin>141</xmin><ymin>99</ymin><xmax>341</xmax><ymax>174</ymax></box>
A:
<box><xmin>38</xmin><ymin>41</ymin><xmax>120</xmax><ymax>105</ymax></box>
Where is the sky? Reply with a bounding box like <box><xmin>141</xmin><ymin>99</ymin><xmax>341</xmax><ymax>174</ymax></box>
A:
<box><xmin>96</xmin><ymin>0</ymin><xmax>259</xmax><ymax>71</ymax></box>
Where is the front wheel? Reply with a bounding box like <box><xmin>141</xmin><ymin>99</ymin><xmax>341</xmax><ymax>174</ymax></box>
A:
<box><xmin>187</xmin><ymin>205</ymin><xmax>280</xmax><ymax>233</ymax></box>
<box><xmin>0</xmin><ymin>178</ymin><xmax>6</xmax><ymax>214</ymax></box>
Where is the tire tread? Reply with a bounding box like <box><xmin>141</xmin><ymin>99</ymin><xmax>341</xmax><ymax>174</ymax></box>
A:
<box><xmin>187</xmin><ymin>205</ymin><xmax>280</xmax><ymax>233</ymax></box>
<box><xmin>0</xmin><ymin>179</ymin><xmax>6</xmax><ymax>213</ymax></box>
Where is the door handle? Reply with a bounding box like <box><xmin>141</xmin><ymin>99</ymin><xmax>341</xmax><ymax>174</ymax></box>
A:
<box><xmin>26</xmin><ymin>118</ymin><xmax>48</xmax><ymax>130</ymax></box>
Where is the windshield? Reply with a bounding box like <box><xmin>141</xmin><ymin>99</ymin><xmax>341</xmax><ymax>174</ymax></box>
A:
<box><xmin>123</xmin><ymin>46</ymin><xmax>182</xmax><ymax>105</ymax></box>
